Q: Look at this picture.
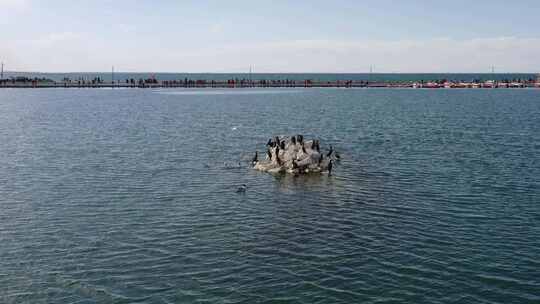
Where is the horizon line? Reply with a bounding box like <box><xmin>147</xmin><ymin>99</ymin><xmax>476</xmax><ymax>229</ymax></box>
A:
<box><xmin>3</xmin><ymin>70</ymin><xmax>539</xmax><ymax>75</ymax></box>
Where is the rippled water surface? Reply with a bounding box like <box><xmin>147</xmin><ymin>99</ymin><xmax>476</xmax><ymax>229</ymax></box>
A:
<box><xmin>1</xmin><ymin>88</ymin><xmax>539</xmax><ymax>303</ymax></box>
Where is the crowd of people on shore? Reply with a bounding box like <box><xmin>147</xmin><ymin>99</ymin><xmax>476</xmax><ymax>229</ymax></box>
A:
<box><xmin>2</xmin><ymin>75</ymin><xmax>539</xmax><ymax>88</ymax></box>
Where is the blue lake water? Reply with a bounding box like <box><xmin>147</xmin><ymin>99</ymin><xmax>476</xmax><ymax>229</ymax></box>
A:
<box><xmin>1</xmin><ymin>88</ymin><xmax>539</xmax><ymax>303</ymax></box>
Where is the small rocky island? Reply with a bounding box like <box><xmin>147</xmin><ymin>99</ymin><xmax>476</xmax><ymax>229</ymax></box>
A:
<box><xmin>252</xmin><ymin>135</ymin><xmax>337</xmax><ymax>175</ymax></box>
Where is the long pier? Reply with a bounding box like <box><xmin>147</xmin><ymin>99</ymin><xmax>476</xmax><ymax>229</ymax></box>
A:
<box><xmin>1</xmin><ymin>79</ymin><xmax>539</xmax><ymax>89</ymax></box>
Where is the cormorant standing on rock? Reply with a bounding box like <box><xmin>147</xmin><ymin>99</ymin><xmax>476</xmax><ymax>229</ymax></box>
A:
<box><xmin>327</xmin><ymin>145</ymin><xmax>334</xmax><ymax>157</ymax></box>
<box><xmin>252</xmin><ymin>151</ymin><xmax>258</xmax><ymax>165</ymax></box>
<box><xmin>291</xmin><ymin>136</ymin><xmax>296</xmax><ymax>145</ymax></box>
<box><xmin>267</xmin><ymin>138</ymin><xmax>273</xmax><ymax>147</ymax></box>
<box><xmin>276</xmin><ymin>153</ymin><xmax>282</xmax><ymax>166</ymax></box>
<box><xmin>328</xmin><ymin>160</ymin><xmax>333</xmax><ymax>176</ymax></box>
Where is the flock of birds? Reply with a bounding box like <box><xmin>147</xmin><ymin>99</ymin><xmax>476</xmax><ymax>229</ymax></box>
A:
<box><xmin>251</xmin><ymin>134</ymin><xmax>339</xmax><ymax>175</ymax></box>
<box><xmin>236</xmin><ymin>135</ymin><xmax>340</xmax><ymax>193</ymax></box>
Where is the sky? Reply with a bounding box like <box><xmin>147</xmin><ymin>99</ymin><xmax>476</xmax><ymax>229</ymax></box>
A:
<box><xmin>1</xmin><ymin>0</ymin><xmax>539</xmax><ymax>73</ymax></box>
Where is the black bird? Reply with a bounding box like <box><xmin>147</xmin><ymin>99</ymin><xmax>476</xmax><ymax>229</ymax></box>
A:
<box><xmin>274</xmin><ymin>136</ymin><xmax>280</xmax><ymax>147</ymax></box>
<box><xmin>291</xmin><ymin>136</ymin><xmax>296</xmax><ymax>145</ymax></box>
<box><xmin>266</xmin><ymin>138</ymin><xmax>273</xmax><ymax>146</ymax></box>
<box><xmin>297</xmin><ymin>134</ymin><xmax>303</xmax><ymax>144</ymax></box>
<box><xmin>251</xmin><ymin>151</ymin><xmax>258</xmax><ymax>165</ymax></box>
<box><xmin>276</xmin><ymin>154</ymin><xmax>282</xmax><ymax>166</ymax></box>
<box><xmin>280</xmin><ymin>140</ymin><xmax>285</xmax><ymax>150</ymax></box>
<box><xmin>326</xmin><ymin>145</ymin><xmax>334</xmax><ymax>157</ymax></box>
<box><xmin>328</xmin><ymin>160</ymin><xmax>333</xmax><ymax>176</ymax></box>
<box><xmin>236</xmin><ymin>184</ymin><xmax>247</xmax><ymax>193</ymax></box>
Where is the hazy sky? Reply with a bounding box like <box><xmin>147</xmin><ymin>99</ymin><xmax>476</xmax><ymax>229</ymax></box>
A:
<box><xmin>1</xmin><ymin>0</ymin><xmax>539</xmax><ymax>73</ymax></box>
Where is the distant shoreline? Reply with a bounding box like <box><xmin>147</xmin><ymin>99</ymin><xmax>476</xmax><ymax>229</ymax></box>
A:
<box><xmin>2</xmin><ymin>72</ymin><xmax>539</xmax><ymax>89</ymax></box>
<box><xmin>1</xmin><ymin>72</ymin><xmax>538</xmax><ymax>82</ymax></box>
<box><xmin>1</xmin><ymin>80</ymin><xmax>539</xmax><ymax>89</ymax></box>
